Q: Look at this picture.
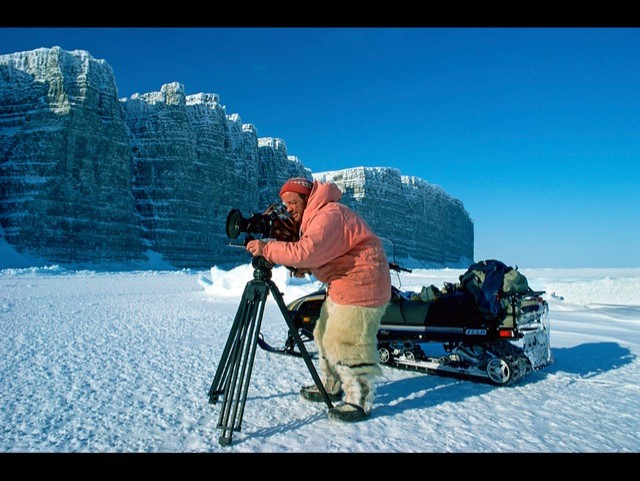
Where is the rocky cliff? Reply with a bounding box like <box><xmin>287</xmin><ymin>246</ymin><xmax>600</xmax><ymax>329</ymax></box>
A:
<box><xmin>0</xmin><ymin>47</ymin><xmax>473</xmax><ymax>268</ymax></box>
<box><xmin>315</xmin><ymin>168</ymin><xmax>473</xmax><ymax>266</ymax></box>
<box><xmin>0</xmin><ymin>47</ymin><xmax>145</xmax><ymax>263</ymax></box>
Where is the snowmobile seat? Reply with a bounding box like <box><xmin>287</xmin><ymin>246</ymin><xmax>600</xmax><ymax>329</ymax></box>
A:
<box><xmin>381</xmin><ymin>301</ymin><xmax>430</xmax><ymax>326</ymax></box>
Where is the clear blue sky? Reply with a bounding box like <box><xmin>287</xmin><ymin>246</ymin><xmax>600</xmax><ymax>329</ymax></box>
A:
<box><xmin>1</xmin><ymin>27</ymin><xmax>639</xmax><ymax>268</ymax></box>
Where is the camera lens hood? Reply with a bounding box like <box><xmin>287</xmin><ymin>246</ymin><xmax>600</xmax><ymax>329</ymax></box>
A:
<box><xmin>226</xmin><ymin>209</ymin><xmax>243</xmax><ymax>239</ymax></box>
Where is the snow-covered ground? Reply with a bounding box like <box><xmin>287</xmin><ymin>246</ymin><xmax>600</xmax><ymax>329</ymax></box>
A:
<box><xmin>1</xmin><ymin>246</ymin><xmax>639</xmax><ymax>453</ymax></box>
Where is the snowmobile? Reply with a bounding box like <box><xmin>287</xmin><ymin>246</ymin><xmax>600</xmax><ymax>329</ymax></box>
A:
<box><xmin>258</xmin><ymin>259</ymin><xmax>553</xmax><ymax>386</ymax></box>
<box><xmin>221</xmin><ymin>204</ymin><xmax>552</xmax><ymax>386</ymax></box>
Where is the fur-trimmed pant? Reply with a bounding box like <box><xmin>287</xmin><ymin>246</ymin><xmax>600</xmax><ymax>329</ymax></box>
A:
<box><xmin>313</xmin><ymin>297</ymin><xmax>387</xmax><ymax>413</ymax></box>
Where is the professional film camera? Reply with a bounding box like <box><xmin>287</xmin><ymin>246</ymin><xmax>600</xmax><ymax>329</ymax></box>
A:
<box><xmin>225</xmin><ymin>203</ymin><xmax>299</xmax><ymax>244</ymax></box>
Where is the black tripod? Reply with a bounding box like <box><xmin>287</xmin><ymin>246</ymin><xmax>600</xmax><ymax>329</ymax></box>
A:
<box><xmin>208</xmin><ymin>255</ymin><xmax>334</xmax><ymax>446</ymax></box>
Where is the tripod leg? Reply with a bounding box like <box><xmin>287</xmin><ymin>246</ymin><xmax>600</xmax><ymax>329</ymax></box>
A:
<box><xmin>214</xmin><ymin>280</ymin><xmax>270</xmax><ymax>446</ymax></box>
<box><xmin>268</xmin><ymin>280</ymin><xmax>335</xmax><ymax>409</ymax></box>
<box><xmin>208</xmin><ymin>290</ymin><xmax>252</xmax><ymax>404</ymax></box>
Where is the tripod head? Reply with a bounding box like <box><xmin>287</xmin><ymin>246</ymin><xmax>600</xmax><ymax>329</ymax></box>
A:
<box><xmin>252</xmin><ymin>255</ymin><xmax>274</xmax><ymax>281</ymax></box>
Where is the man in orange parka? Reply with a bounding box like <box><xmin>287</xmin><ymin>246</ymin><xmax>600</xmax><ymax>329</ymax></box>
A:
<box><xmin>246</xmin><ymin>177</ymin><xmax>391</xmax><ymax>422</ymax></box>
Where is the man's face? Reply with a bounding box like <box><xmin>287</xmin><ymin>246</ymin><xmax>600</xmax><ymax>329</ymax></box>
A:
<box><xmin>281</xmin><ymin>192</ymin><xmax>307</xmax><ymax>224</ymax></box>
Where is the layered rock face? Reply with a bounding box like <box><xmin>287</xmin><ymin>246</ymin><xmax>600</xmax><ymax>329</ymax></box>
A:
<box><xmin>315</xmin><ymin>168</ymin><xmax>473</xmax><ymax>267</ymax></box>
<box><xmin>0</xmin><ymin>47</ymin><xmax>473</xmax><ymax>268</ymax></box>
<box><xmin>0</xmin><ymin>47</ymin><xmax>145</xmax><ymax>263</ymax></box>
<box><xmin>256</xmin><ymin>138</ymin><xmax>310</xmax><ymax>206</ymax></box>
<box><xmin>121</xmin><ymin>86</ymin><xmax>309</xmax><ymax>267</ymax></box>
<box><xmin>123</xmin><ymin>83</ymin><xmax>244</xmax><ymax>267</ymax></box>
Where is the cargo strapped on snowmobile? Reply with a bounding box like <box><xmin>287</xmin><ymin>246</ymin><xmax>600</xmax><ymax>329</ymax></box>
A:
<box><xmin>458</xmin><ymin>259</ymin><xmax>530</xmax><ymax>318</ymax></box>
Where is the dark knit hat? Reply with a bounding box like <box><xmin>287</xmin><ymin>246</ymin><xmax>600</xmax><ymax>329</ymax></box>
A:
<box><xmin>279</xmin><ymin>177</ymin><xmax>313</xmax><ymax>197</ymax></box>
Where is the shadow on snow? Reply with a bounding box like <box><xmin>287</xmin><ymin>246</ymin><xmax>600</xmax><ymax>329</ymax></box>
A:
<box><xmin>546</xmin><ymin>342</ymin><xmax>635</xmax><ymax>378</ymax></box>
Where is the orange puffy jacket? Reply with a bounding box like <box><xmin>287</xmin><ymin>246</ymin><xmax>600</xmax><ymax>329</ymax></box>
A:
<box><xmin>262</xmin><ymin>181</ymin><xmax>391</xmax><ymax>307</ymax></box>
